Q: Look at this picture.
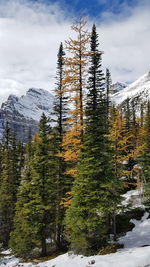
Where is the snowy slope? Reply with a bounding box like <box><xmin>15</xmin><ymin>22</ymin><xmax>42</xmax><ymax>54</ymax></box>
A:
<box><xmin>118</xmin><ymin>212</ymin><xmax>150</xmax><ymax>248</ymax></box>
<box><xmin>112</xmin><ymin>71</ymin><xmax>150</xmax><ymax>105</ymax></box>
<box><xmin>31</xmin><ymin>248</ymin><xmax>150</xmax><ymax>267</ymax></box>
<box><xmin>1</xmin><ymin>246</ymin><xmax>150</xmax><ymax>267</ymax></box>
<box><xmin>110</xmin><ymin>82</ymin><xmax>127</xmax><ymax>94</ymax></box>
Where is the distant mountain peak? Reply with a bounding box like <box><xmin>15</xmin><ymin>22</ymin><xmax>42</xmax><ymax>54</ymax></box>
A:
<box><xmin>7</xmin><ymin>94</ymin><xmax>19</xmax><ymax>101</ymax></box>
<box><xmin>3</xmin><ymin>87</ymin><xmax>54</xmax><ymax>121</ymax></box>
<box><xmin>112</xmin><ymin>71</ymin><xmax>150</xmax><ymax>105</ymax></box>
<box><xmin>0</xmin><ymin>88</ymin><xmax>54</xmax><ymax>142</ymax></box>
<box><xmin>27</xmin><ymin>88</ymin><xmax>51</xmax><ymax>96</ymax></box>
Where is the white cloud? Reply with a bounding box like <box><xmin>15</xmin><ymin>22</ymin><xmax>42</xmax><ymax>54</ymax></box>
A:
<box><xmin>98</xmin><ymin>1</ymin><xmax>150</xmax><ymax>83</ymax></box>
<box><xmin>0</xmin><ymin>0</ymin><xmax>149</xmax><ymax>104</ymax></box>
<box><xmin>0</xmin><ymin>0</ymin><xmax>72</xmax><ymax>104</ymax></box>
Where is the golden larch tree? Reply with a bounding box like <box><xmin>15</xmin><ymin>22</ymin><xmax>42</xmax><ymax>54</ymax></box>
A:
<box><xmin>62</xmin><ymin>17</ymin><xmax>90</xmax><ymax>175</ymax></box>
<box><xmin>108</xmin><ymin>107</ymin><xmax>144</xmax><ymax>188</ymax></box>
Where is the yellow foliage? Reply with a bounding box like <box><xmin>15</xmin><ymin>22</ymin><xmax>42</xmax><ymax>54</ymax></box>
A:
<box><xmin>108</xmin><ymin>108</ymin><xmax>144</xmax><ymax>185</ymax></box>
<box><xmin>60</xmin><ymin>192</ymin><xmax>72</xmax><ymax>207</ymax></box>
<box><xmin>33</xmin><ymin>133</ymin><xmax>40</xmax><ymax>142</ymax></box>
<box><xmin>65</xmin><ymin>169</ymin><xmax>77</xmax><ymax>175</ymax></box>
<box><xmin>60</xmin><ymin>17</ymin><xmax>90</xmax><ymax>176</ymax></box>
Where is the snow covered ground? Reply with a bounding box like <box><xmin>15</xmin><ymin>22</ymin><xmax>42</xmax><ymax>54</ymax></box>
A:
<box><xmin>1</xmin><ymin>190</ymin><xmax>150</xmax><ymax>267</ymax></box>
<box><xmin>1</xmin><ymin>211</ymin><xmax>150</xmax><ymax>267</ymax></box>
<box><xmin>35</xmin><ymin>247</ymin><xmax>150</xmax><ymax>267</ymax></box>
<box><xmin>1</xmin><ymin>246</ymin><xmax>150</xmax><ymax>267</ymax></box>
<box><xmin>118</xmin><ymin>212</ymin><xmax>150</xmax><ymax>248</ymax></box>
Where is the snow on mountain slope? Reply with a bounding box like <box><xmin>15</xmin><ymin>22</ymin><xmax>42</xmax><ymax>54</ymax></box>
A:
<box><xmin>1</xmin><ymin>88</ymin><xmax>54</xmax><ymax>121</ymax></box>
<box><xmin>110</xmin><ymin>82</ymin><xmax>127</xmax><ymax>94</ymax></box>
<box><xmin>0</xmin><ymin>88</ymin><xmax>54</xmax><ymax>142</ymax></box>
<box><xmin>112</xmin><ymin>71</ymin><xmax>150</xmax><ymax>105</ymax></box>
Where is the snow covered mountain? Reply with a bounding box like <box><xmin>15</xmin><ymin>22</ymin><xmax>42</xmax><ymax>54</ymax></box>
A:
<box><xmin>0</xmin><ymin>88</ymin><xmax>54</xmax><ymax>142</ymax></box>
<box><xmin>110</xmin><ymin>82</ymin><xmax>127</xmax><ymax>94</ymax></box>
<box><xmin>112</xmin><ymin>71</ymin><xmax>150</xmax><ymax>106</ymax></box>
<box><xmin>0</xmin><ymin>71</ymin><xmax>149</xmax><ymax>142</ymax></box>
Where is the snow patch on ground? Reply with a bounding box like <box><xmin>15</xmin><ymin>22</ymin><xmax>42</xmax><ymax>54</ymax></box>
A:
<box><xmin>122</xmin><ymin>188</ymin><xmax>144</xmax><ymax>209</ymax></box>
<box><xmin>118</xmin><ymin>212</ymin><xmax>150</xmax><ymax>248</ymax></box>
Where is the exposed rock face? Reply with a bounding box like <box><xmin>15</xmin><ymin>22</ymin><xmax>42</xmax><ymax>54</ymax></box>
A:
<box><xmin>110</xmin><ymin>82</ymin><xmax>127</xmax><ymax>94</ymax></box>
<box><xmin>0</xmin><ymin>88</ymin><xmax>54</xmax><ymax>142</ymax></box>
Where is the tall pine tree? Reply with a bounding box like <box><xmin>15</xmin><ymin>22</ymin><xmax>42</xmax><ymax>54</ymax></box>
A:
<box><xmin>140</xmin><ymin>102</ymin><xmax>150</xmax><ymax>204</ymax></box>
<box><xmin>53</xmin><ymin>43</ymin><xmax>70</xmax><ymax>250</ymax></box>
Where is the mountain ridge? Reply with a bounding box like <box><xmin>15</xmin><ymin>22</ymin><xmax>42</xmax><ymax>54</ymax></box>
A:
<box><xmin>0</xmin><ymin>71</ymin><xmax>149</xmax><ymax>142</ymax></box>
<box><xmin>0</xmin><ymin>88</ymin><xmax>54</xmax><ymax>142</ymax></box>
<box><xmin>112</xmin><ymin>71</ymin><xmax>150</xmax><ymax>106</ymax></box>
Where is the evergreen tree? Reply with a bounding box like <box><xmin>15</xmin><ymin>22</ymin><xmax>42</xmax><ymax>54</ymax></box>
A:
<box><xmin>140</xmin><ymin>103</ymin><xmax>144</xmax><ymax>127</ymax></box>
<box><xmin>9</xmin><ymin>135</ymin><xmax>35</xmax><ymax>257</ymax></box>
<box><xmin>0</xmin><ymin>124</ymin><xmax>20</xmax><ymax>248</ymax></box>
<box><xmin>141</xmin><ymin>102</ymin><xmax>150</xmax><ymax>187</ymax></box>
<box><xmin>0</xmin><ymin>142</ymin><xmax>3</xmax><ymax>186</ymax></box>
<box><xmin>17</xmin><ymin>140</ymin><xmax>25</xmax><ymax>182</ymax></box>
<box><xmin>108</xmin><ymin>107</ymin><xmax>125</xmax><ymax>180</ymax></box>
<box><xmin>11</xmin><ymin>134</ymin><xmax>21</xmax><ymax>191</ymax></box>
<box><xmin>53</xmin><ymin>42</ymin><xmax>67</xmax><ymax>133</ymax></box>
<box><xmin>135</xmin><ymin>102</ymin><xmax>150</xmax><ymax>206</ymax></box>
<box><xmin>86</xmin><ymin>24</ymin><xmax>105</xmax><ymax>129</ymax></box>
<box><xmin>65</xmin><ymin>24</ymin><xmax>121</xmax><ymax>254</ymax></box>
<box><xmin>10</xmin><ymin>114</ymin><xmax>57</xmax><ymax>257</ymax></box>
<box><xmin>123</xmin><ymin>99</ymin><xmax>141</xmax><ymax>188</ymax></box>
<box><xmin>53</xmin><ymin>43</ymin><xmax>70</xmax><ymax>250</ymax></box>
<box><xmin>105</xmin><ymin>68</ymin><xmax>112</xmax><ymax>120</ymax></box>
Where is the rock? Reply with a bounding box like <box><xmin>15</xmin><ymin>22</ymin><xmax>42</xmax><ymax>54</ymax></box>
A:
<box><xmin>88</xmin><ymin>259</ymin><xmax>95</xmax><ymax>265</ymax></box>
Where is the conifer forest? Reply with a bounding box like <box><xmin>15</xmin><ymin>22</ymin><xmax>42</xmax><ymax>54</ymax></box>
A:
<box><xmin>0</xmin><ymin>18</ymin><xmax>150</xmax><ymax>260</ymax></box>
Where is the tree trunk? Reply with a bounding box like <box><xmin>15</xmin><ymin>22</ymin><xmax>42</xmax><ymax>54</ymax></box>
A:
<box><xmin>56</xmin><ymin>224</ymin><xmax>62</xmax><ymax>251</ymax></box>
<box><xmin>113</xmin><ymin>213</ymin><xmax>116</xmax><ymax>241</ymax></box>
<box><xmin>41</xmin><ymin>232</ymin><xmax>47</xmax><ymax>257</ymax></box>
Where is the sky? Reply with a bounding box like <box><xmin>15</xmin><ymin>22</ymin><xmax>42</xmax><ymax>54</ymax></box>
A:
<box><xmin>0</xmin><ymin>0</ymin><xmax>149</xmax><ymax>104</ymax></box>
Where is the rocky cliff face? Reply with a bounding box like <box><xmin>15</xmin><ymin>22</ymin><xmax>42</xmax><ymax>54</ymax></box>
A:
<box><xmin>0</xmin><ymin>88</ymin><xmax>54</xmax><ymax>142</ymax></box>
